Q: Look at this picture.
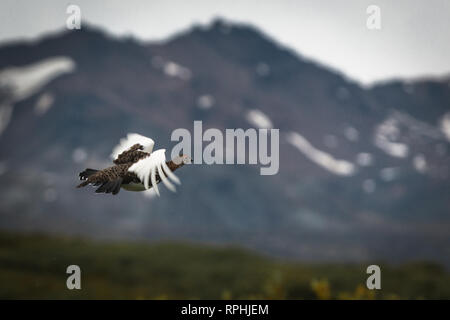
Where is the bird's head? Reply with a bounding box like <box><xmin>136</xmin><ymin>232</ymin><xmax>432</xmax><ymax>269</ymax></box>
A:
<box><xmin>173</xmin><ymin>154</ymin><xmax>192</xmax><ymax>166</ymax></box>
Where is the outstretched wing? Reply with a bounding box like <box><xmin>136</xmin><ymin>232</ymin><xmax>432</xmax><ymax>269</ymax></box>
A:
<box><xmin>111</xmin><ymin>133</ymin><xmax>155</xmax><ymax>161</ymax></box>
<box><xmin>128</xmin><ymin>149</ymin><xmax>180</xmax><ymax>196</ymax></box>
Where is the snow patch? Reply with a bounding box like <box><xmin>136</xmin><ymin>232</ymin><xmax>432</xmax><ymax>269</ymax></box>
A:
<box><xmin>356</xmin><ymin>153</ymin><xmax>374</xmax><ymax>167</ymax></box>
<box><xmin>197</xmin><ymin>94</ymin><xmax>215</xmax><ymax>110</ymax></box>
<box><xmin>440</xmin><ymin>113</ymin><xmax>450</xmax><ymax>142</ymax></box>
<box><xmin>163</xmin><ymin>61</ymin><xmax>191</xmax><ymax>80</ymax></box>
<box><xmin>413</xmin><ymin>154</ymin><xmax>427</xmax><ymax>173</ymax></box>
<box><xmin>0</xmin><ymin>57</ymin><xmax>74</xmax><ymax>135</ymax></box>
<box><xmin>246</xmin><ymin>109</ymin><xmax>273</xmax><ymax>129</ymax></box>
<box><xmin>0</xmin><ymin>56</ymin><xmax>75</xmax><ymax>101</ymax></box>
<box><xmin>287</xmin><ymin>132</ymin><xmax>356</xmax><ymax>176</ymax></box>
<box><xmin>34</xmin><ymin>92</ymin><xmax>54</xmax><ymax>115</ymax></box>
<box><xmin>374</xmin><ymin>118</ymin><xmax>409</xmax><ymax>158</ymax></box>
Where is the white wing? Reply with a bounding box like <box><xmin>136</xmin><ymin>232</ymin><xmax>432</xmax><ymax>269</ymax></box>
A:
<box><xmin>110</xmin><ymin>133</ymin><xmax>155</xmax><ymax>160</ymax></box>
<box><xmin>128</xmin><ymin>149</ymin><xmax>180</xmax><ymax>196</ymax></box>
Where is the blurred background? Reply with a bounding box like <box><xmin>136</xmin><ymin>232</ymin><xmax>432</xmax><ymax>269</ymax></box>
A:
<box><xmin>0</xmin><ymin>0</ymin><xmax>450</xmax><ymax>299</ymax></box>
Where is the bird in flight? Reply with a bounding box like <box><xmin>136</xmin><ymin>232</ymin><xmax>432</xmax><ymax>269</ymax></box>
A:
<box><xmin>76</xmin><ymin>133</ymin><xmax>190</xmax><ymax>196</ymax></box>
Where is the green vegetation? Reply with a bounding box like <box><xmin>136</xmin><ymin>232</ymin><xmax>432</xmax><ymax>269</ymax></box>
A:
<box><xmin>0</xmin><ymin>232</ymin><xmax>449</xmax><ymax>299</ymax></box>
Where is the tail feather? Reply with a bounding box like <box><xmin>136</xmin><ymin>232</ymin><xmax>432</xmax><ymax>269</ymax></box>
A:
<box><xmin>77</xmin><ymin>168</ymin><xmax>122</xmax><ymax>195</ymax></box>
<box><xmin>112</xmin><ymin>178</ymin><xmax>123</xmax><ymax>195</ymax></box>
<box><xmin>95</xmin><ymin>178</ymin><xmax>123</xmax><ymax>195</ymax></box>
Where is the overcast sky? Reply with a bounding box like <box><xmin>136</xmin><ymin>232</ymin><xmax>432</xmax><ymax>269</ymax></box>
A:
<box><xmin>1</xmin><ymin>0</ymin><xmax>449</xmax><ymax>85</ymax></box>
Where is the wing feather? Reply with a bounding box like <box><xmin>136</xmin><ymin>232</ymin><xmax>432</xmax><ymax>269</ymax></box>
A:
<box><xmin>157</xmin><ymin>162</ymin><xmax>176</xmax><ymax>192</ymax></box>
<box><xmin>151</xmin><ymin>166</ymin><xmax>158</xmax><ymax>196</ymax></box>
<box><xmin>111</xmin><ymin>133</ymin><xmax>155</xmax><ymax>160</ymax></box>
<box><xmin>128</xmin><ymin>149</ymin><xmax>179</xmax><ymax>196</ymax></box>
<box><xmin>162</xmin><ymin>161</ymin><xmax>181</xmax><ymax>185</ymax></box>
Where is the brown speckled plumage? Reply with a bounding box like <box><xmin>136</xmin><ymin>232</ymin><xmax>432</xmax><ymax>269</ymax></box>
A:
<box><xmin>113</xmin><ymin>144</ymin><xmax>149</xmax><ymax>165</ymax></box>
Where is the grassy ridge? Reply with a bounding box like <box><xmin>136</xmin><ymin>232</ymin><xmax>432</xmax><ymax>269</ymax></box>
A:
<box><xmin>0</xmin><ymin>232</ymin><xmax>449</xmax><ymax>299</ymax></box>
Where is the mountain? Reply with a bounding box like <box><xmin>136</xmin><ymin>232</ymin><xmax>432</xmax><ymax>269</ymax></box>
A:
<box><xmin>0</xmin><ymin>19</ymin><xmax>449</xmax><ymax>265</ymax></box>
